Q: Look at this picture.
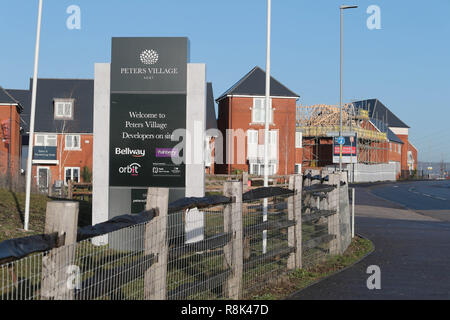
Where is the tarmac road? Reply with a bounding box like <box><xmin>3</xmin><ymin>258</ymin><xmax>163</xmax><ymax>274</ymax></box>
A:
<box><xmin>370</xmin><ymin>180</ymin><xmax>450</xmax><ymax>222</ymax></box>
<box><xmin>288</xmin><ymin>180</ymin><xmax>450</xmax><ymax>300</ymax></box>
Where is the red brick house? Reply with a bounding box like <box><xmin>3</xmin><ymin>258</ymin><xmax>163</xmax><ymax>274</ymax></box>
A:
<box><xmin>0</xmin><ymin>87</ymin><xmax>23</xmax><ymax>179</ymax></box>
<box><xmin>215</xmin><ymin>66</ymin><xmax>300</xmax><ymax>175</ymax></box>
<box><xmin>7</xmin><ymin>79</ymin><xmax>94</xmax><ymax>192</ymax></box>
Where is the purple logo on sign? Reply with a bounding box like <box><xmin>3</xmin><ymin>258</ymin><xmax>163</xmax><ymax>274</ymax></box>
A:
<box><xmin>156</xmin><ymin>148</ymin><xmax>178</xmax><ymax>158</ymax></box>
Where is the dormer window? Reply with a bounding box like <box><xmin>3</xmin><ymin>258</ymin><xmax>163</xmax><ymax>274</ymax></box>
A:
<box><xmin>54</xmin><ymin>99</ymin><xmax>74</xmax><ymax>120</ymax></box>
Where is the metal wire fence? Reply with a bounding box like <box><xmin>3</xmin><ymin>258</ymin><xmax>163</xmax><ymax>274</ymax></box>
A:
<box><xmin>0</xmin><ymin>173</ymin><xmax>349</xmax><ymax>300</ymax></box>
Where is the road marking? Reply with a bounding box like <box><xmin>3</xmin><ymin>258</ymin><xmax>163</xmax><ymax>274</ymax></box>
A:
<box><xmin>407</xmin><ymin>187</ymin><xmax>447</xmax><ymax>200</ymax></box>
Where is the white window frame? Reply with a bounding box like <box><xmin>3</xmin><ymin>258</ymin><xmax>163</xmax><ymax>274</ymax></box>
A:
<box><xmin>36</xmin><ymin>166</ymin><xmax>50</xmax><ymax>188</ymax></box>
<box><xmin>249</xmin><ymin>162</ymin><xmax>277</xmax><ymax>176</ymax></box>
<box><xmin>295</xmin><ymin>131</ymin><xmax>302</xmax><ymax>148</ymax></box>
<box><xmin>269</xmin><ymin>130</ymin><xmax>278</xmax><ymax>145</ymax></box>
<box><xmin>251</xmin><ymin>98</ymin><xmax>273</xmax><ymax>124</ymax></box>
<box><xmin>64</xmin><ymin>167</ymin><xmax>80</xmax><ymax>184</ymax></box>
<box><xmin>35</xmin><ymin>134</ymin><xmax>57</xmax><ymax>147</ymax></box>
<box><xmin>65</xmin><ymin>135</ymin><xmax>81</xmax><ymax>150</ymax></box>
<box><xmin>54</xmin><ymin>98</ymin><xmax>74</xmax><ymax>120</ymax></box>
<box><xmin>247</xmin><ymin>129</ymin><xmax>259</xmax><ymax>145</ymax></box>
<box><xmin>247</xmin><ymin>129</ymin><xmax>259</xmax><ymax>160</ymax></box>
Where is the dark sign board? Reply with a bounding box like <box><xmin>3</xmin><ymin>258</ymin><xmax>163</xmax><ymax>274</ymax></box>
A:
<box><xmin>109</xmin><ymin>94</ymin><xmax>186</xmax><ymax>187</ymax></box>
<box><xmin>109</xmin><ymin>37</ymin><xmax>187</xmax><ymax>188</ymax></box>
<box><xmin>333</xmin><ymin>135</ymin><xmax>357</xmax><ymax>164</ymax></box>
<box><xmin>33</xmin><ymin>146</ymin><xmax>57</xmax><ymax>161</ymax></box>
<box><xmin>131</xmin><ymin>189</ymin><xmax>147</xmax><ymax>214</ymax></box>
<box><xmin>111</xmin><ymin>37</ymin><xmax>188</xmax><ymax>94</ymax></box>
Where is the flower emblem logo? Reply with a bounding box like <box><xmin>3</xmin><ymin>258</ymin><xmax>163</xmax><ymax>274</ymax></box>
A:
<box><xmin>140</xmin><ymin>49</ymin><xmax>159</xmax><ymax>65</ymax></box>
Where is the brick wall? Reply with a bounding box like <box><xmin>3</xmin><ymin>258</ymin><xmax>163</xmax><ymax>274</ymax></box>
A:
<box><xmin>0</xmin><ymin>104</ymin><xmax>21</xmax><ymax>177</ymax></box>
<box><xmin>31</xmin><ymin>133</ymin><xmax>93</xmax><ymax>188</ymax></box>
<box><xmin>216</xmin><ymin>96</ymin><xmax>297</xmax><ymax>175</ymax></box>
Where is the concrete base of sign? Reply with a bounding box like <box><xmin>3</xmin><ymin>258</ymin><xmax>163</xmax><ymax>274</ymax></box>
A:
<box><xmin>92</xmin><ymin>62</ymin><xmax>207</xmax><ymax>245</ymax></box>
<box><xmin>92</xmin><ymin>63</ymin><xmax>110</xmax><ymax>246</ymax></box>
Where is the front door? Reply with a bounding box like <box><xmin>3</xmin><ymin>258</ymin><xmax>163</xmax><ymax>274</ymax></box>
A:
<box><xmin>37</xmin><ymin>167</ymin><xmax>49</xmax><ymax>192</ymax></box>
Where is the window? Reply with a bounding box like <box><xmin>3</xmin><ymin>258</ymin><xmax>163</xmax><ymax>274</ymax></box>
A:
<box><xmin>65</xmin><ymin>167</ymin><xmax>80</xmax><ymax>184</ymax></box>
<box><xmin>35</xmin><ymin>134</ymin><xmax>57</xmax><ymax>147</ymax></box>
<box><xmin>249</xmin><ymin>163</ymin><xmax>277</xmax><ymax>176</ymax></box>
<box><xmin>295</xmin><ymin>132</ymin><xmax>302</xmax><ymax>148</ymax></box>
<box><xmin>250</xmin><ymin>163</ymin><xmax>260</xmax><ymax>175</ymax></box>
<box><xmin>54</xmin><ymin>99</ymin><xmax>74</xmax><ymax>120</ymax></box>
<box><xmin>65</xmin><ymin>135</ymin><xmax>81</xmax><ymax>150</ymax></box>
<box><xmin>269</xmin><ymin>130</ymin><xmax>278</xmax><ymax>161</ymax></box>
<box><xmin>252</xmin><ymin>98</ymin><xmax>273</xmax><ymax>124</ymax></box>
<box><xmin>269</xmin><ymin>130</ymin><xmax>277</xmax><ymax>145</ymax></box>
<box><xmin>205</xmin><ymin>139</ymin><xmax>212</xmax><ymax>167</ymax></box>
<box><xmin>295</xmin><ymin>164</ymin><xmax>302</xmax><ymax>174</ymax></box>
<box><xmin>247</xmin><ymin>130</ymin><xmax>258</xmax><ymax>159</ymax></box>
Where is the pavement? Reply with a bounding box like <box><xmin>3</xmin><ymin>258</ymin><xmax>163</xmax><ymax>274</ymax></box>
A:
<box><xmin>288</xmin><ymin>181</ymin><xmax>450</xmax><ymax>300</ymax></box>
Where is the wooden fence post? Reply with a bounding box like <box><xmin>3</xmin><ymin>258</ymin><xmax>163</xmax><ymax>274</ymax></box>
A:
<box><xmin>68</xmin><ymin>180</ymin><xmax>73</xmax><ymax>200</ymax></box>
<box><xmin>242</xmin><ymin>172</ymin><xmax>249</xmax><ymax>193</ymax></box>
<box><xmin>41</xmin><ymin>201</ymin><xmax>79</xmax><ymax>300</ymax></box>
<box><xmin>287</xmin><ymin>176</ymin><xmax>295</xmax><ymax>269</ymax></box>
<box><xmin>223</xmin><ymin>180</ymin><xmax>243</xmax><ymax>299</ymax></box>
<box><xmin>288</xmin><ymin>174</ymin><xmax>303</xmax><ymax>270</ymax></box>
<box><xmin>144</xmin><ymin>187</ymin><xmax>169</xmax><ymax>300</ymax></box>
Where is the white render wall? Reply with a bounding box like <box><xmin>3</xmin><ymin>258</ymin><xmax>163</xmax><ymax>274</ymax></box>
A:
<box><xmin>92</xmin><ymin>63</ymin><xmax>111</xmax><ymax>245</ymax></box>
<box><xmin>326</xmin><ymin>163</ymin><xmax>398</xmax><ymax>183</ymax></box>
<box><xmin>185</xmin><ymin>63</ymin><xmax>206</xmax><ymax>198</ymax></box>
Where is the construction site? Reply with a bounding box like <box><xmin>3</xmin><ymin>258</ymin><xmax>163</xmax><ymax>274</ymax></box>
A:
<box><xmin>296</xmin><ymin>102</ymin><xmax>397</xmax><ymax>182</ymax></box>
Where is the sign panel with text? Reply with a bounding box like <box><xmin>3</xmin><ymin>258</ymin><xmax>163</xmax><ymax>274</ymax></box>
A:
<box><xmin>109</xmin><ymin>94</ymin><xmax>186</xmax><ymax>187</ymax></box>
<box><xmin>111</xmin><ymin>37</ymin><xmax>188</xmax><ymax>94</ymax></box>
<box><xmin>333</xmin><ymin>134</ymin><xmax>357</xmax><ymax>164</ymax></box>
<box><xmin>33</xmin><ymin>146</ymin><xmax>57</xmax><ymax>161</ymax></box>
<box><xmin>109</xmin><ymin>37</ymin><xmax>187</xmax><ymax>188</ymax></box>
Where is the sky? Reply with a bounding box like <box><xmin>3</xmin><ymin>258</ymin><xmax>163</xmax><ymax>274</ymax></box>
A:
<box><xmin>0</xmin><ymin>0</ymin><xmax>449</xmax><ymax>163</ymax></box>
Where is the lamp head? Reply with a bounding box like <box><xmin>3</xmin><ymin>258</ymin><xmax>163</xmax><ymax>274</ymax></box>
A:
<box><xmin>340</xmin><ymin>5</ymin><xmax>358</xmax><ymax>10</ymax></box>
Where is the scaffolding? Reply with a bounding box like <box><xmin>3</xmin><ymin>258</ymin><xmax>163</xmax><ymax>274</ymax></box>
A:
<box><xmin>296</xmin><ymin>103</ymin><xmax>390</xmax><ymax>168</ymax></box>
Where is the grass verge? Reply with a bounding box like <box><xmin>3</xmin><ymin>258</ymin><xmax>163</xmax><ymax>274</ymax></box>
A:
<box><xmin>250</xmin><ymin>236</ymin><xmax>374</xmax><ymax>300</ymax></box>
<box><xmin>0</xmin><ymin>188</ymin><xmax>92</xmax><ymax>242</ymax></box>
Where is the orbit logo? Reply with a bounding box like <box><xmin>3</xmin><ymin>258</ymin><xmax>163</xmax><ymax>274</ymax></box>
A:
<box><xmin>118</xmin><ymin>163</ymin><xmax>141</xmax><ymax>177</ymax></box>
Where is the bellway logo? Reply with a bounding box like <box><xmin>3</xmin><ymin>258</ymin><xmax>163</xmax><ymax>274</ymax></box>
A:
<box><xmin>140</xmin><ymin>49</ymin><xmax>159</xmax><ymax>65</ymax></box>
<box><xmin>119</xmin><ymin>163</ymin><xmax>141</xmax><ymax>176</ymax></box>
<box><xmin>115</xmin><ymin>147</ymin><xmax>146</xmax><ymax>158</ymax></box>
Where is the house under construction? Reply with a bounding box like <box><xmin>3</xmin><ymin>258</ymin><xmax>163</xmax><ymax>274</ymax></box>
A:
<box><xmin>296</xmin><ymin>102</ymin><xmax>391</xmax><ymax>169</ymax></box>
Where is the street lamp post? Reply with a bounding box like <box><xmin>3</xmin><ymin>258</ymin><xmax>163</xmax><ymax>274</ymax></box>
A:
<box><xmin>262</xmin><ymin>0</ymin><xmax>272</xmax><ymax>254</ymax></box>
<box><xmin>339</xmin><ymin>5</ymin><xmax>357</xmax><ymax>173</ymax></box>
<box><xmin>24</xmin><ymin>0</ymin><xmax>43</xmax><ymax>231</ymax></box>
